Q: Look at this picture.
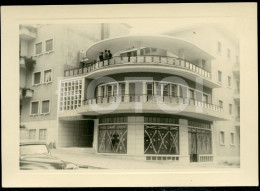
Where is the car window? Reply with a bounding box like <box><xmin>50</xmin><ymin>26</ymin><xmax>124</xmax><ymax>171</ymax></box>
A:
<box><xmin>20</xmin><ymin>145</ymin><xmax>49</xmax><ymax>156</ymax></box>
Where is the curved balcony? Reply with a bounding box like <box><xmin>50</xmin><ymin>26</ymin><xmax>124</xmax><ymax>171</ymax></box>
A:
<box><xmin>64</xmin><ymin>56</ymin><xmax>219</xmax><ymax>88</ymax></box>
<box><xmin>77</xmin><ymin>95</ymin><xmax>226</xmax><ymax>121</ymax></box>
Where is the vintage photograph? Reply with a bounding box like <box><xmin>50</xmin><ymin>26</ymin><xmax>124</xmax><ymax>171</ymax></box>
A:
<box><xmin>2</xmin><ymin>3</ymin><xmax>258</xmax><ymax>187</ymax></box>
<box><xmin>19</xmin><ymin>22</ymin><xmax>240</xmax><ymax>170</ymax></box>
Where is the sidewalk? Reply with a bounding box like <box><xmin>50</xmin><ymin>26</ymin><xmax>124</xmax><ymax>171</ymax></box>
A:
<box><xmin>50</xmin><ymin>148</ymin><xmax>240</xmax><ymax>169</ymax></box>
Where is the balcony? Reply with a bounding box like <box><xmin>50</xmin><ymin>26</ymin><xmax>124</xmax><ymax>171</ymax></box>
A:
<box><xmin>77</xmin><ymin>95</ymin><xmax>226</xmax><ymax>121</ymax></box>
<box><xmin>20</xmin><ymin>56</ymin><xmax>26</xmax><ymax>68</ymax></box>
<box><xmin>234</xmin><ymin>89</ymin><xmax>240</xmax><ymax>100</ymax></box>
<box><xmin>235</xmin><ymin>115</ymin><xmax>240</xmax><ymax>126</ymax></box>
<box><xmin>64</xmin><ymin>56</ymin><xmax>219</xmax><ymax>88</ymax></box>
<box><xmin>233</xmin><ymin>62</ymin><xmax>240</xmax><ymax>77</ymax></box>
<box><xmin>20</xmin><ymin>26</ymin><xmax>36</xmax><ymax>40</ymax></box>
<box><xmin>19</xmin><ymin>88</ymin><xmax>34</xmax><ymax>99</ymax></box>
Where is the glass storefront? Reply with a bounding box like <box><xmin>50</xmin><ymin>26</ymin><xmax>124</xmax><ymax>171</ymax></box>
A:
<box><xmin>98</xmin><ymin>125</ymin><xmax>127</xmax><ymax>154</ymax></box>
<box><xmin>144</xmin><ymin>125</ymin><xmax>179</xmax><ymax>155</ymax></box>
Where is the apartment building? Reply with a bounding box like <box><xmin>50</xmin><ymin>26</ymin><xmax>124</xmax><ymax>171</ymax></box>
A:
<box><xmin>19</xmin><ymin>23</ymin><xmax>131</xmax><ymax>144</ymax></box>
<box><xmin>20</xmin><ymin>23</ymin><xmax>240</xmax><ymax>165</ymax></box>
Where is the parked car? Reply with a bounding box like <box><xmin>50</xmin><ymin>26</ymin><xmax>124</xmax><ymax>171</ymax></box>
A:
<box><xmin>20</xmin><ymin>142</ymin><xmax>79</xmax><ymax>170</ymax></box>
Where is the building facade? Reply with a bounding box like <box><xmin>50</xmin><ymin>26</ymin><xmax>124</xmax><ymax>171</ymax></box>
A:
<box><xmin>20</xmin><ymin>23</ymin><xmax>240</xmax><ymax>165</ymax></box>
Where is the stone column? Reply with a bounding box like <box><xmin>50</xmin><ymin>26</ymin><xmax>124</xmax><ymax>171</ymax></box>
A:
<box><xmin>178</xmin><ymin>118</ymin><xmax>189</xmax><ymax>164</ymax></box>
<box><xmin>92</xmin><ymin>119</ymin><xmax>99</xmax><ymax>152</ymax></box>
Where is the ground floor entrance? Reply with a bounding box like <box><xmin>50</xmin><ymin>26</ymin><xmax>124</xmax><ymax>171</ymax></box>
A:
<box><xmin>58</xmin><ymin>120</ymin><xmax>94</xmax><ymax>148</ymax></box>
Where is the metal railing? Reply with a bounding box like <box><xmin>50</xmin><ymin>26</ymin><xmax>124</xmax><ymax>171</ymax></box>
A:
<box><xmin>83</xmin><ymin>94</ymin><xmax>223</xmax><ymax>112</ymax></box>
<box><xmin>64</xmin><ymin>56</ymin><xmax>211</xmax><ymax>79</ymax></box>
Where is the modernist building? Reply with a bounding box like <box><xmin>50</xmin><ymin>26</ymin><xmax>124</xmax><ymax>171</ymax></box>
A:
<box><xmin>20</xmin><ymin>23</ymin><xmax>240</xmax><ymax>165</ymax></box>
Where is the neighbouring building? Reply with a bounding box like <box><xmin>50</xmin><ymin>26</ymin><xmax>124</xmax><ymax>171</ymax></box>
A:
<box><xmin>20</xmin><ymin>23</ymin><xmax>240</xmax><ymax>165</ymax></box>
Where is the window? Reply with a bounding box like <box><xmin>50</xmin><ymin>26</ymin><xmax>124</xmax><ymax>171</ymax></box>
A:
<box><xmin>151</xmin><ymin>48</ymin><xmax>157</xmax><ymax>52</ymax></box>
<box><xmin>146</xmin><ymin>83</ymin><xmax>153</xmax><ymax>95</ymax></box>
<box><xmin>220</xmin><ymin>131</ymin><xmax>225</xmax><ymax>145</ymax></box>
<box><xmin>35</xmin><ymin>42</ymin><xmax>43</xmax><ymax>55</ymax></box>
<box><xmin>98</xmin><ymin>125</ymin><xmax>127</xmax><ymax>154</ymax></box>
<box><xmin>218</xmin><ymin>71</ymin><xmax>222</xmax><ymax>82</ymax></box>
<box><xmin>217</xmin><ymin>41</ymin><xmax>222</xmax><ymax>54</ymax></box>
<box><xmin>228</xmin><ymin>76</ymin><xmax>231</xmax><ymax>87</ymax></box>
<box><xmin>203</xmin><ymin>94</ymin><xmax>208</xmax><ymax>103</ymax></box>
<box><xmin>230</xmin><ymin>133</ymin><xmax>235</xmax><ymax>145</ymax></box>
<box><xmin>119</xmin><ymin>83</ymin><xmax>125</xmax><ymax>95</ymax></box>
<box><xmin>33</xmin><ymin>72</ymin><xmax>41</xmax><ymax>85</ymax></box>
<box><xmin>39</xmin><ymin>129</ymin><xmax>47</xmax><ymax>140</ymax></box>
<box><xmin>202</xmin><ymin>59</ymin><xmax>206</xmax><ymax>69</ymax></box>
<box><xmin>44</xmin><ymin>69</ymin><xmax>52</xmax><ymax>83</ymax></box>
<box><xmin>145</xmin><ymin>48</ymin><xmax>150</xmax><ymax>54</ymax></box>
<box><xmin>229</xmin><ymin>104</ymin><xmax>232</xmax><ymax>114</ymax></box>
<box><xmin>30</xmin><ymin>101</ymin><xmax>39</xmax><ymax>115</ymax></box>
<box><xmin>219</xmin><ymin>100</ymin><xmax>223</xmax><ymax>108</ymax></box>
<box><xmin>41</xmin><ymin>100</ymin><xmax>50</xmax><ymax>114</ymax></box>
<box><xmin>171</xmin><ymin>84</ymin><xmax>177</xmax><ymax>97</ymax></box>
<box><xmin>144</xmin><ymin>125</ymin><xmax>179</xmax><ymax>154</ymax></box>
<box><xmin>162</xmin><ymin>84</ymin><xmax>170</xmax><ymax>96</ymax></box>
<box><xmin>45</xmin><ymin>39</ymin><xmax>54</xmax><ymax>52</ymax></box>
<box><xmin>189</xmin><ymin>89</ymin><xmax>195</xmax><ymax>99</ymax></box>
<box><xmin>29</xmin><ymin>129</ymin><xmax>36</xmax><ymax>140</ymax></box>
<box><xmin>227</xmin><ymin>49</ymin><xmax>231</xmax><ymax>59</ymax></box>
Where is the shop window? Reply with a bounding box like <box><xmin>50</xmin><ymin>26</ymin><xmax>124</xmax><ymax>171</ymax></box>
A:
<box><xmin>35</xmin><ymin>42</ymin><xmax>43</xmax><ymax>55</ymax></box>
<box><xmin>39</xmin><ymin>129</ymin><xmax>47</xmax><ymax>140</ymax></box>
<box><xmin>45</xmin><ymin>39</ymin><xmax>54</xmax><ymax>53</ymax></box>
<box><xmin>98</xmin><ymin>125</ymin><xmax>127</xmax><ymax>154</ymax></box>
<box><xmin>171</xmin><ymin>84</ymin><xmax>177</xmax><ymax>97</ymax></box>
<box><xmin>144</xmin><ymin>125</ymin><xmax>179</xmax><ymax>154</ymax></box>
<box><xmin>33</xmin><ymin>71</ymin><xmax>41</xmax><ymax>85</ymax></box>
<box><xmin>29</xmin><ymin>129</ymin><xmax>36</xmax><ymax>140</ymax></box>
<box><xmin>41</xmin><ymin>100</ymin><xmax>50</xmax><ymax>114</ymax></box>
<box><xmin>220</xmin><ymin>131</ymin><xmax>225</xmax><ymax>145</ymax></box>
<box><xmin>145</xmin><ymin>48</ymin><xmax>150</xmax><ymax>54</ymax></box>
<box><xmin>151</xmin><ymin>48</ymin><xmax>157</xmax><ymax>52</ymax></box>
<box><xmin>44</xmin><ymin>69</ymin><xmax>52</xmax><ymax>83</ymax></box>
<box><xmin>30</xmin><ymin>101</ymin><xmax>39</xmax><ymax>115</ymax></box>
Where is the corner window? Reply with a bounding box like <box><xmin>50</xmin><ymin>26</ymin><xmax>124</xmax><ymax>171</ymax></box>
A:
<box><xmin>220</xmin><ymin>131</ymin><xmax>225</xmax><ymax>145</ymax></box>
<box><xmin>218</xmin><ymin>71</ymin><xmax>222</xmax><ymax>82</ymax></box>
<box><xmin>35</xmin><ymin>42</ymin><xmax>43</xmax><ymax>55</ymax></box>
<box><xmin>230</xmin><ymin>133</ymin><xmax>235</xmax><ymax>145</ymax></box>
<box><xmin>217</xmin><ymin>41</ymin><xmax>222</xmax><ymax>54</ymax></box>
<box><xmin>41</xmin><ymin>100</ymin><xmax>50</xmax><ymax>114</ymax></box>
<box><xmin>45</xmin><ymin>39</ymin><xmax>54</xmax><ymax>53</ymax></box>
<box><xmin>29</xmin><ymin>129</ymin><xmax>36</xmax><ymax>140</ymax></box>
<box><xmin>219</xmin><ymin>100</ymin><xmax>223</xmax><ymax>108</ymax></box>
<box><xmin>39</xmin><ymin>129</ymin><xmax>47</xmax><ymax>140</ymax></box>
<box><xmin>30</xmin><ymin>101</ymin><xmax>39</xmax><ymax>115</ymax></box>
<box><xmin>44</xmin><ymin>69</ymin><xmax>52</xmax><ymax>83</ymax></box>
<box><xmin>33</xmin><ymin>71</ymin><xmax>41</xmax><ymax>85</ymax></box>
<box><xmin>228</xmin><ymin>76</ymin><xmax>231</xmax><ymax>87</ymax></box>
<box><xmin>229</xmin><ymin>104</ymin><xmax>232</xmax><ymax>114</ymax></box>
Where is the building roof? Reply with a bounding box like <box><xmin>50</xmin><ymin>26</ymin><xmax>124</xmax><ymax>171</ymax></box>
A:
<box><xmin>85</xmin><ymin>34</ymin><xmax>214</xmax><ymax>61</ymax></box>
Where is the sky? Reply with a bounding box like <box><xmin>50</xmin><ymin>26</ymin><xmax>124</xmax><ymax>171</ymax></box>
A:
<box><xmin>128</xmin><ymin>18</ymin><xmax>240</xmax><ymax>37</ymax></box>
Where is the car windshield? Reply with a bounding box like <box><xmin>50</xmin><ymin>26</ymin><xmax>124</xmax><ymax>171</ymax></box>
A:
<box><xmin>20</xmin><ymin>144</ymin><xmax>49</xmax><ymax>156</ymax></box>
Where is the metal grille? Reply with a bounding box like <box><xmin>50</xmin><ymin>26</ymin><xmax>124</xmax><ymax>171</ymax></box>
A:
<box><xmin>144</xmin><ymin>125</ymin><xmax>179</xmax><ymax>155</ymax></box>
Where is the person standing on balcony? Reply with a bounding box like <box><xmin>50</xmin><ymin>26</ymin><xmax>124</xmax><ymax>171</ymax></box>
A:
<box><xmin>104</xmin><ymin>50</ymin><xmax>109</xmax><ymax>60</ymax></box>
<box><xmin>108</xmin><ymin>50</ymin><xmax>113</xmax><ymax>59</ymax></box>
<box><xmin>99</xmin><ymin>52</ymin><xmax>104</xmax><ymax>61</ymax></box>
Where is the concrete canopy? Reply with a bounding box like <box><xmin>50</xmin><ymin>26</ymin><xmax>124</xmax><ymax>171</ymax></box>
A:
<box><xmin>85</xmin><ymin>34</ymin><xmax>214</xmax><ymax>62</ymax></box>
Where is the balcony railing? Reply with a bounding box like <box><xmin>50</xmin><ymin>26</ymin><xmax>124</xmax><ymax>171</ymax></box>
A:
<box><xmin>83</xmin><ymin>95</ymin><xmax>223</xmax><ymax>112</ymax></box>
<box><xmin>64</xmin><ymin>56</ymin><xmax>211</xmax><ymax>79</ymax></box>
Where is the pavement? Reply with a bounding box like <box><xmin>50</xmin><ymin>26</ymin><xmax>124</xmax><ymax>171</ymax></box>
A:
<box><xmin>50</xmin><ymin>148</ymin><xmax>240</xmax><ymax>170</ymax></box>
